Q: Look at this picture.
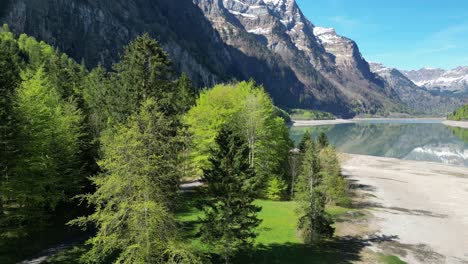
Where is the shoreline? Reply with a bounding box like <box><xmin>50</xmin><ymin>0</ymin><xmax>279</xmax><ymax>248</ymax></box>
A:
<box><xmin>442</xmin><ymin>120</ymin><xmax>468</xmax><ymax>129</ymax></box>
<box><xmin>342</xmin><ymin>154</ymin><xmax>468</xmax><ymax>264</ymax></box>
<box><xmin>292</xmin><ymin>118</ymin><xmax>445</xmax><ymax>127</ymax></box>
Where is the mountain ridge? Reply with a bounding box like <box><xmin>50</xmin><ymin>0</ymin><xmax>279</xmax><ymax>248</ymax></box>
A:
<box><xmin>369</xmin><ymin>62</ymin><xmax>466</xmax><ymax>115</ymax></box>
<box><xmin>0</xmin><ymin>0</ymin><xmax>464</xmax><ymax>117</ymax></box>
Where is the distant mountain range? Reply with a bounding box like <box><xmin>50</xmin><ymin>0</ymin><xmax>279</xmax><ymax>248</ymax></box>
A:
<box><xmin>370</xmin><ymin>63</ymin><xmax>465</xmax><ymax>115</ymax></box>
<box><xmin>1</xmin><ymin>0</ymin><xmax>466</xmax><ymax>117</ymax></box>
<box><xmin>402</xmin><ymin>67</ymin><xmax>468</xmax><ymax>96</ymax></box>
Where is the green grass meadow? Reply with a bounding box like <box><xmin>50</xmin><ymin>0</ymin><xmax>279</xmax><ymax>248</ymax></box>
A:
<box><xmin>46</xmin><ymin>198</ymin><xmax>406</xmax><ymax>264</ymax></box>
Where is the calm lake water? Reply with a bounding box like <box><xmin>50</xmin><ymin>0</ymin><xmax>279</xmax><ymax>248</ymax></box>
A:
<box><xmin>290</xmin><ymin>120</ymin><xmax>468</xmax><ymax>167</ymax></box>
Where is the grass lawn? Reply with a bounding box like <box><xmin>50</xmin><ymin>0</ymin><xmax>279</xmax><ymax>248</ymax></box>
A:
<box><xmin>45</xmin><ymin>198</ymin><xmax>402</xmax><ymax>264</ymax></box>
<box><xmin>177</xmin><ymin>199</ymin><xmax>368</xmax><ymax>263</ymax></box>
<box><xmin>288</xmin><ymin>109</ymin><xmax>336</xmax><ymax>120</ymax></box>
<box><xmin>378</xmin><ymin>253</ymin><xmax>408</xmax><ymax>264</ymax></box>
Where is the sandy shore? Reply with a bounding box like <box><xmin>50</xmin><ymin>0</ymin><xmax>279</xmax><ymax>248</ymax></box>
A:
<box><xmin>342</xmin><ymin>154</ymin><xmax>468</xmax><ymax>264</ymax></box>
<box><xmin>443</xmin><ymin>120</ymin><xmax>468</xmax><ymax>129</ymax></box>
<box><xmin>293</xmin><ymin>118</ymin><xmax>444</xmax><ymax>127</ymax></box>
<box><xmin>292</xmin><ymin>119</ymin><xmax>354</xmax><ymax>126</ymax></box>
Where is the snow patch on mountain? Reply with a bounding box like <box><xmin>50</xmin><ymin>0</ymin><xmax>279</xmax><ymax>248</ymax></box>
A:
<box><xmin>403</xmin><ymin>67</ymin><xmax>468</xmax><ymax>94</ymax></box>
<box><xmin>248</xmin><ymin>27</ymin><xmax>271</xmax><ymax>34</ymax></box>
<box><xmin>312</xmin><ymin>27</ymin><xmax>339</xmax><ymax>44</ymax></box>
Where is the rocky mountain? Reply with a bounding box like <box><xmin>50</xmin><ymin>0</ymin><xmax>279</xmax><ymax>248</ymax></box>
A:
<box><xmin>0</xmin><ymin>0</ymin><xmax>448</xmax><ymax>117</ymax></box>
<box><xmin>369</xmin><ymin>63</ymin><xmax>467</xmax><ymax>115</ymax></box>
<box><xmin>402</xmin><ymin>67</ymin><xmax>468</xmax><ymax>96</ymax></box>
<box><xmin>194</xmin><ymin>0</ymin><xmax>404</xmax><ymax>115</ymax></box>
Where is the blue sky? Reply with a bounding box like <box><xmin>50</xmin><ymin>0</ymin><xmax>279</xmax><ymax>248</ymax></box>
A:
<box><xmin>296</xmin><ymin>0</ymin><xmax>468</xmax><ymax>70</ymax></box>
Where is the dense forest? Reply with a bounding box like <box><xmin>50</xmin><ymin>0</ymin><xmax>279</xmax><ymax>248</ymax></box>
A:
<box><xmin>448</xmin><ymin>104</ymin><xmax>468</xmax><ymax>121</ymax></box>
<box><xmin>0</xmin><ymin>24</ymin><xmax>349</xmax><ymax>263</ymax></box>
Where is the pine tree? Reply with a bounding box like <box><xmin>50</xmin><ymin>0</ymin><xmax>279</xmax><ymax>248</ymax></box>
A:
<box><xmin>175</xmin><ymin>72</ymin><xmax>197</xmax><ymax>114</ymax></box>
<box><xmin>81</xmin><ymin>65</ymin><xmax>111</xmax><ymax>138</ymax></box>
<box><xmin>200</xmin><ymin>125</ymin><xmax>261</xmax><ymax>264</ymax></box>
<box><xmin>317</xmin><ymin>132</ymin><xmax>329</xmax><ymax>149</ymax></box>
<box><xmin>70</xmin><ymin>98</ymin><xmax>194</xmax><ymax>263</ymax></box>
<box><xmin>295</xmin><ymin>140</ymin><xmax>334</xmax><ymax>244</ymax></box>
<box><xmin>111</xmin><ymin>34</ymin><xmax>175</xmax><ymax>121</ymax></box>
<box><xmin>298</xmin><ymin>130</ymin><xmax>312</xmax><ymax>152</ymax></box>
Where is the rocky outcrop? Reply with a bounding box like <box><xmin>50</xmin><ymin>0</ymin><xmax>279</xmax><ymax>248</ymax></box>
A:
<box><xmin>193</xmin><ymin>0</ymin><xmax>405</xmax><ymax>115</ymax></box>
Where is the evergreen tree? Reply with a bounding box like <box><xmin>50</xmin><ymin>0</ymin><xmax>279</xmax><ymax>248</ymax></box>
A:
<box><xmin>175</xmin><ymin>72</ymin><xmax>197</xmax><ymax>114</ymax></box>
<box><xmin>200</xmin><ymin>125</ymin><xmax>261</xmax><ymax>264</ymax></box>
<box><xmin>265</xmin><ymin>177</ymin><xmax>287</xmax><ymax>201</ymax></box>
<box><xmin>8</xmin><ymin>67</ymin><xmax>83</xmax><ymax>235</ymax></box>
<box><xmin>81</xmin><ymin>65</ymin><xmax>111</xmax><ymax>138</ymax></box>
<box><xmin>71</xmin><ymin>99</ymin><xmax>192</xmax><ymax>263</ymax></box>
<box><xmin>0</xmin><ymin>27</ymin><xmax>22</xmax><ymax>223</ymax></box>
<box><xmin>298</xmin><ymin>131</ymin><xmax>312</xmax><ymax>152</ymax></box>
<box><xmin>111</xmin><ymin>34</ymin><xmax>176</xmax><ymax>121</ymax></box>
<box><xmin>317</xmin><ymin>132</ymin><xmax>329</xmax><ymax>149</ymax></box>
<box><xmin>295</xmin><ymin>140</ymin><xmax>334</xmax><ymax>244</ymax></box>
<box><xmin>319</xmin><ymin>147</ymin><xmax>349</xmax><ymax>206</ymax></box>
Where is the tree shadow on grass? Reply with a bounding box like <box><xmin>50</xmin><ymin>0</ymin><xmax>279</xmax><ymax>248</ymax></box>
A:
<box><xmin>236</xmin><ymin>235</ymin><xmax>398</xmax><ymax>264</ymax></box>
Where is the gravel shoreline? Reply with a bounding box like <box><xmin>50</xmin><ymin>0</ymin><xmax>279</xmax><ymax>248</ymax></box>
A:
<box><xmin>442</xmin><ymin>120</ymin><xmax>468</xmax><ymax>129</ymax></box>
<box><xmin>342</xmin><ymin>154</ymin><xmax>468</xmax><ymax>264</ymax></box>
<box><xmin>292</xmin><ymin>118</ymin><xmax>445</xmax><ymax>127</ymax></box>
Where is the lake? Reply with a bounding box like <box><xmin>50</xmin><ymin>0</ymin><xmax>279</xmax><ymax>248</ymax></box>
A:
<box><xmin>290</xmin><ymin>120</ymin><xmax>468</xmax><ymax>167</ymax></box>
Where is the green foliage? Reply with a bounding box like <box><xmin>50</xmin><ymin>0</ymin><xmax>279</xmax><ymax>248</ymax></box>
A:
<box><xmin>3</xmin><ymin>67</ymin><xmax>83</xmax><ymax>240</ymax></box>
<box><xmin>0</xmin><ymin>26</ymin><xmax>204</xmax><ymax>262</ymax></box>
<box><xmin>295</xmin><ymin>141</ymin><xmax>334</xmax><ymax>244</ymax></box>
<box><xmin>448</xmin><ymin>104</ymin><xmax>468</xmax><ymax>121</ymax></box>
<box><xmin>110</xmin><ymin>33</ymin><xmax>176</xmax><ymax>121</ymax></box>
<box><xmin>378</xmin><ymin>254</ymin><xmax>407</xmax><ymax>264</ymax></box>
<box><xmin>274</xmin><ymin>107</ymin><xmax>292</xmax><ymax>124</ymax></box>
<box><xmin>298</xmin><ymin>130</ymin><xmax>312</xmax><ymax>152</ymax></box>
<box><xmin>178</xmin><ymin>198</ymin><xmax>360</xmax><ymax>263</ymax></box>
<box><xmin>71</xmin><ymin>99</ymin><xmax>189</xmax><ymax>263</ymax></box>
<box><xmin>450</xmin><ymin>126</ymin><xmax>468</xmax><ymax>143</ymax></box>
<box><xmin>200</xmin><ymin>125</ymin><xmax>261</xmax><ymax>263</ymax></box>
<box><xmin>289</xmin><ymin>109</ymin><xmax>336</xmax><ymax>121</ymax></box>
<box><xmin>319</xmin><ymin>147</ymin><xmax>350</xmax><ymax>206</ymax></box>
<box><xmin>0</xmin><ymin>24</ymin><xmax>96</xmax><ymax>263</ymax></box>
<box><xmin>80</xmin><ymin>65</ymin><xmax>111</xmax><ymax>139</ymax></box>
<box><xmin>185</xmin><ymin>81</ymin><xmax>292</xmax><ymax>192</ymax></box>
<box><xmin>317</xmin><ymin>132</ymin><xmax>329</xmax><ymax>149</ymax></box>
<box><xmin>265</xmin><ymin>177</ymin><xmax>287</xmax><ymax>201</ymax></box>
<box><xmin>0</xmin><ymin>25</ymin><xmax>22</xmax><ymax>212</ymax></box>
<box><xmin>175</xmin><ymin>72</ymin><xmax>197</xmax><ymax>113</ymax></box>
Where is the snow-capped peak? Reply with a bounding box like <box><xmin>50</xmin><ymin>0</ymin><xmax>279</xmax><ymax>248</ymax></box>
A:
<box><xmin>313</xmin><ymin>27</ymin><xmax>336</xmax><ymax>36</ymax></box>
<box><xmin>312</xmin><ymin>27</ymin><xmax>340</xmax><ymax>44</ymax></box>
<box><xmin>262</xmin><ymin>0</ymin><xmax>294</xmax><ymax>6</ymax></box>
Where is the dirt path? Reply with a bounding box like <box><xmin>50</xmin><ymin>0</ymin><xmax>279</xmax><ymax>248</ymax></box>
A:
<box><xmin>342</xmin><ymin>154</ymin><xmax>468</xmax><ymax>264</ymax></box>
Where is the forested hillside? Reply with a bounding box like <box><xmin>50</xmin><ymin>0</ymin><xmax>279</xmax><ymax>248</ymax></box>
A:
<box><xmin>448</xmin><ymin>104</ymin><xmax>468</xmax><ymax>121</ymax></box>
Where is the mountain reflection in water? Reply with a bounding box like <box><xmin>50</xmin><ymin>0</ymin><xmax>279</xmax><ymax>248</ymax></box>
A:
<box><xmin>290</xmin><ymin>122</ymin><xmax>468</xmax><ymax>167</ymax></box>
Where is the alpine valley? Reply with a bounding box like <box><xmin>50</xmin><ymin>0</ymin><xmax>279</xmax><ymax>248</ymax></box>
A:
<box><xmin>1</xmin><ymin>0</ymin><xmax>466</xmax><ymax>117</ymax></box>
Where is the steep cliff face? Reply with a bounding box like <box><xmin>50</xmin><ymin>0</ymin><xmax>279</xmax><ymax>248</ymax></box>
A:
<box><xmin>193</xmin><ymin>0</ymin><xmax>404</xmax><ymax>115</ymax></box>
<box><xmin>0</xmin><ymin>0</ymin><xmax>406</xmax><ymax>116</ymax></box>
<box><xmin>370</xmin><ymin>63</ymin><xmax>467</xmax><ymax>115</ymax></box>
<box><xmin>1</xmin><ymin>0</ymin><xmax>231</xmax><ymax>86</ymax></box>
